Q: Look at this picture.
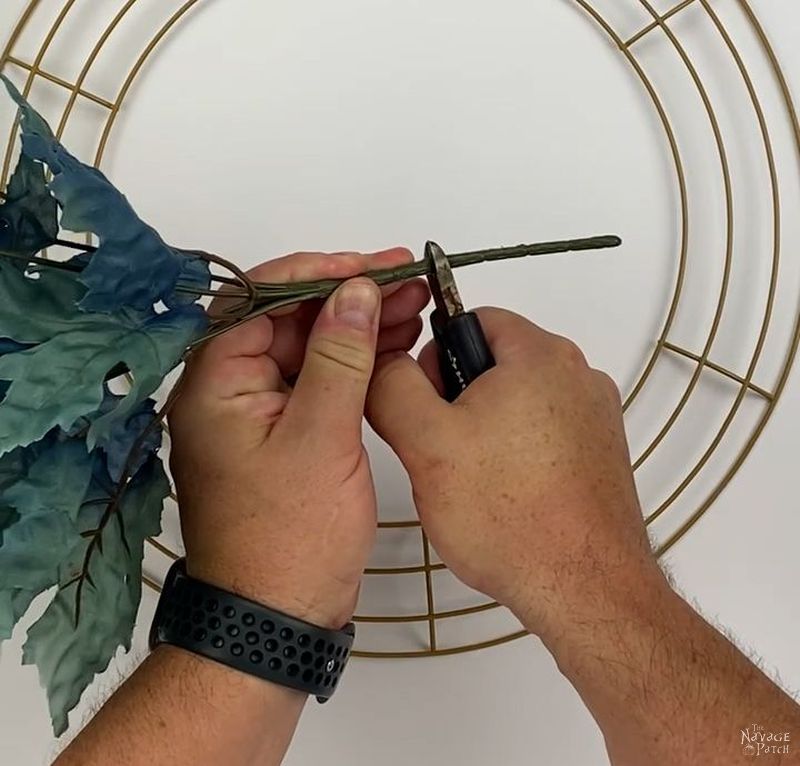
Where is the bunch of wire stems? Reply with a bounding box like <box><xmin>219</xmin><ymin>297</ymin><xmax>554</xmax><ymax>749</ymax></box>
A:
<box><xmin>1</xmin><ymin>233</ymin><xmax>621</xmax><ymax>345</ymax></box>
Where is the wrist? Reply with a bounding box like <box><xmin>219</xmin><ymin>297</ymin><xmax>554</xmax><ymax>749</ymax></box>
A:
<box><xmin>185</xmin><ymin>556</ymin><xmax>357</xmax><ymax>631</ymax></box>
<box><xmin>150</xmin><ymin>643</ymin><xmax>306</xmax><ymax>704</ymax></box>
<box><xmin>511</xmin><ymin>554</ymin><xmax>674</xmax><ymax>658</ymax></box>
<box><xmin>537</xmin><ymin>564</ymin><xmax>679</xmax><ymax>673</ymax></box>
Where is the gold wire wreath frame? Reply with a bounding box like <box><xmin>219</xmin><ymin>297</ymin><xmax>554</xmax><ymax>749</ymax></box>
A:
<box><xmin>1</xmin><ymin>0</ymin><xmax>799</xmax><ymax>659</ymax></box>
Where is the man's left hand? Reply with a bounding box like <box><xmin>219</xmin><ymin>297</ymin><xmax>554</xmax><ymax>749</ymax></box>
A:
<box><xmin>169</xmin><ymin>248</ymin><xmax>429</xmax><ymax>629</ymax></box>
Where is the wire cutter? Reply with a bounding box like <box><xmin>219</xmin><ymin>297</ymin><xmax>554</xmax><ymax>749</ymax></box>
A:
<box><xmin>425</xmin><ymin>241</ymin><xmax>496</xmax><ymax>402</ymax></box>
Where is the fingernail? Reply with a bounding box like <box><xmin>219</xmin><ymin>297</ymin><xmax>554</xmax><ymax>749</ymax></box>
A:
<box><xmin>334</xmin><ymin>280</ymin><xmax>380</xmax><ymax>330</ymax></box>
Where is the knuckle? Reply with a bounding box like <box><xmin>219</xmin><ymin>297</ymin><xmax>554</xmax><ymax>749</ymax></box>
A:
<box><xmin>184</xmin><ymin>356</ymin><xmax>278</xmax><ymax>401</ymax></box>
<box><xmin>250</xmin><ymin>356</ymin><xmax>278</xmax><ymax>385</ymax></box>
<box><xmin>398</xmin><ymin>435</ymin><xmax>444</xmax><ymax>477</ymax></box>
<box><xmin>247</xmin><ymin>252</ymin><xmax>312</xmax><ymax>282</ymax></box>
<box><xmin>310</xmin><ymin>335</ymin><xmax>373</xmax><ymax>376</ymax></box>
<box><xmin>594</xmin><ymin>369</ymin><xmax>622</xmax><ymax>401</ymax></box>
<box><xmin>228</xmin><ymin>390</ymin><xmax>288</xmax><ymax>421</ymax></box>
<box><xmin>556</xmin><ymin>337</ymin><xmax>588</xmax><ymax>367</ymax></box>
<box><xmin>207</xmin><ymin>357</ymin><xmax>242</xmax><ymax>385</ymax></box>
<box><xmin>219</xmin><ymin>357</ymin><xmax>272</xmax><ymax>389</ymax></box>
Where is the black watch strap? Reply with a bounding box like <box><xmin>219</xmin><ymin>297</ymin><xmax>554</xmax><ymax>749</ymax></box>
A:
<box><xmin>149</xmin><ymin>559</ymin><xmax>355</xmax><ymax>701</ymax></box>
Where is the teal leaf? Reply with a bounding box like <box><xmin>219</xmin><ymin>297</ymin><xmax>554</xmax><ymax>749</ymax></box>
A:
<box><xmin>0</xmin><ymin>588</ymin><xmax>38</xmax><ymax>641</ymax></box>
<box><xmin>0</xmin><ymin>436</ymin><xmax>93</xmax><ymax>590</ymax></box>
<box><xmin>0</xmin><ymin>153</ymin><xmax>58</xmax><ymax>262</ymax></box>
<box><xmin>0</xmin><ymin>506</ymin><xmax>19</xmax><ymax>546</ymax></box>
<box><xmin>54</xmin><ymin>460</ymin><xmax>115</xmax><ymax>588</ymax></box>
<box><xmin>22</xmin><ymin>454</ymin><xmax>169</xmax><ymax>736</ymax></box>
<box><xmin>0</xmin><ymin>303</ymin><xmax>206</xmax><ymax>455</ymax></box>
<box><xmin>0</xmin><ymin>75</ymin><xmax>57</xmax><ymax>159</ymax></box>
<box><xmin>0</xmin><ymin>441</ymin><xmax>41</xmax><ymax>540</ymax></box>
<box><xmin>0</xmin><ymin>324</ymin><xmax>110</xmax><ymax>451</ymax></box>
<box><xmin>0</xmin><ymin>434</ymin><xmax>98</xmax><ymax>645</ymax></box>
<box><xmin>84</xmin><ymin>393</ymin><xmax>161</xmax><ymax>483</ymax></box>
<box><xmin>0</xmin><ymin>442</ymin><xmax>33</xmax><ymax>490</ymax></box>
<box><xmin>0</xmin><ymin>338</ymin><xmax>34</xmax><ymax>354</ymax></box>
<box><xmin>0</xmin><ymin>259</ymin><xmax>88</xmax><ymax>345</ymax></box>
<box><xmin>86</xmin><ymin>304</ymin><xmax>206</xmax><ymax>447</ymax></box>
<box><xmin>2</xmin><ymin>75</ymin><xmax>186</xmax><ymax>313</ymax></box>
<box><xmin>0</xmin><ymin>512</ymin><xmax>79</xmax><ymax>591</ymax></box>
<box><xmin>3</xmin><ymin>436</ymin><xmax>94</xmax><ymax>525</ymax></box>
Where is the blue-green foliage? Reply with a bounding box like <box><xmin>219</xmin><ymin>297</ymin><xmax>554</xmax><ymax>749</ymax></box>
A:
<box><xmin>0</xmin><ymin>300</ymin><xmax>205</xmax><ymax>453</ymax></box>
<box><xmin>22</xmin><ymin>454</ymin><xmax>169</xmax><ymax>736</ymax></box>
<box><xmin>0</xmin><ymin>153</ymin><xmax>58</xmax><ymax>263</ymax></box>
<box><xmin>1</xmin><ymin>75</ymin><xmax>210</xmax><ymax>313</ymax></box>
<box><xmin>76</xmin><ymin>391</ymin><xmax>163</xmax><ymax>483</ymax></box>
<box><xmin>0</xmin><ymin>77</ymin><xmax>209</xmax><ymax>734</ymax></box>
<box><xmin>0</xmin><ymin>433</ymin><xmax>93</xmax><ymax>644</ymax></box>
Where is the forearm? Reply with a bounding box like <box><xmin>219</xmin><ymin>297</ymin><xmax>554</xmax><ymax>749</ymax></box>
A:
<box><xmin>530</xmin><ymin>570</ymin><xmax>800</xmax><ymax>766</ymax></box>
<box><xmin>55</xmin><ymin>645</ymin><xmax>306</xmax><ymax>766</ymax></box>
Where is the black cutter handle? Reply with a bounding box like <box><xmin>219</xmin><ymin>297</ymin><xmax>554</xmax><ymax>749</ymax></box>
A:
<box><xmin>431</xmin><ymin>310</ymin><xmax>496</xmax><ymax>402</ymax></box>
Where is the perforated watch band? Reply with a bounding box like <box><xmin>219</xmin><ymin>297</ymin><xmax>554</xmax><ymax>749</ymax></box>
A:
<box><xmin>149</xmin><ymin>559</ymin><xmax>355</xmax><ymax>701</ymax></box>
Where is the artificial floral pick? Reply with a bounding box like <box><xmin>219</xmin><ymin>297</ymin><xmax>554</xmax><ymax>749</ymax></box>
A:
<box><xmin>0</xmin><ymin>74</ymin><xmax>621</xmax><ymax>735</ymax></box>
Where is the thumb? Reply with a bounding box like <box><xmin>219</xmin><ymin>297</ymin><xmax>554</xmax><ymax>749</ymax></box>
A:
<box><xmin>366</xmin><ymin>351</ymin><xmax>447</xmax><ymax>464</ymax></box>
<box><xmin>284</xmin><ymin>278</ymin><xmax>381</xmax><ymax>444</ymax></box>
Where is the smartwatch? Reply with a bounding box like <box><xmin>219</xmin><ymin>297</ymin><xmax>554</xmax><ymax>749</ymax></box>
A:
<box><xmin>149</xmin><ymin>559</ymin><xmax>355</xmax><ymax>701</ymax></box>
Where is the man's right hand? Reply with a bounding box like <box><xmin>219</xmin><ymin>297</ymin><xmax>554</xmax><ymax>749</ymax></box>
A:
<box><xmin>366</xmin><ymin>307</ymin><xmax>663</xmax><ymax>643</ymax></box>
<box><xmin>368</xmin><ymin>306</ymin><xmax>800</xmax><ymax>766</ymax></box>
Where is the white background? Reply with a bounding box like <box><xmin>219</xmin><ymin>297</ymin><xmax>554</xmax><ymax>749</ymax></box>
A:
<box><xmin>0</xmin><ymin>1</ymin><xmax>798</xmax><ymax>764</ymax></box>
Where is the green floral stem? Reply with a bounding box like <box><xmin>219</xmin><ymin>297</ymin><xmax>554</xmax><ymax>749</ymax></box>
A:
<box><xmin>194</xmin><ymin>234</ymin><xmax>622</xmax><ymax>346</ymax></box>
<box><xmin>251</xmin><ymin>235</ymin><xmax>622</xmax><ymax>298</ymax></box>
<box><xmin>2</xmin><ymin>233</ymin><xmax>622</xmax><ymax>331</ymax></box>
<box><xmin>54</xmin><ymin>238</ymin><xmax>97</xmax><ymax>253</ymax></box>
